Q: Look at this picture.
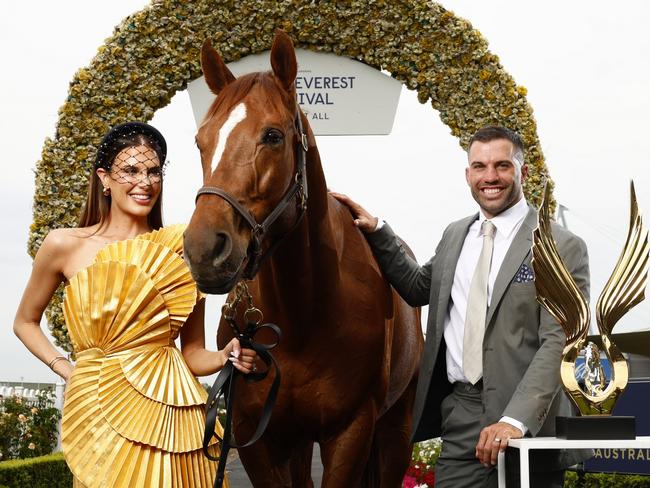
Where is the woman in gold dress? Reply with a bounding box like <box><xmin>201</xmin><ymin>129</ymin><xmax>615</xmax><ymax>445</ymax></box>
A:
<box><xmin>13</xmin><ymin>122</ymin><xmax>254</xmax><ymax>487</ymax></box>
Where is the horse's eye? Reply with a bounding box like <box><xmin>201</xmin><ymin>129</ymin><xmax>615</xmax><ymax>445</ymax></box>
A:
<box><xmin>262</xmin><ymin>129</ymin><xmax>284</xmax><ymax>146</ymax></box>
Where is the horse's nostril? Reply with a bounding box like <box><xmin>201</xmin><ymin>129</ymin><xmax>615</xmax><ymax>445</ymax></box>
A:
<box><xmin>212</xmin><ymin>232</ymin><xmax>232</xmax><ymax>267</ymax></box>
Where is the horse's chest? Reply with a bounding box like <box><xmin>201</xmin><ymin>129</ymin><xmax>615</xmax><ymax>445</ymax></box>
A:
<box><xmin>238</xmin><ymin>349</ymin><xmax>381</xmax><ymax>431</ymax></box>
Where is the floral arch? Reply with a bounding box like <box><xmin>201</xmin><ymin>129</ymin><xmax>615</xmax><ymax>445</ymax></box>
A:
<box><xmin>31</xmin><ymin>0</ymin><xmax>549</xmax><ymax>349</ymax></box>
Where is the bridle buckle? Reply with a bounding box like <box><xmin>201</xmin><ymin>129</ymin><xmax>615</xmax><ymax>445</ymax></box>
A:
<box><xmin>300</xmin><ymin>133</ymin><xmax>308</xmax><ymax>152</ymax></box>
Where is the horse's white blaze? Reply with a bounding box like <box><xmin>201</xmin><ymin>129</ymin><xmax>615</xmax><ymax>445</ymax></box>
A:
<box><xmin>211</xmin><ymin>102</ymin><xmax>247</xmax><ymax>173</ymax></box>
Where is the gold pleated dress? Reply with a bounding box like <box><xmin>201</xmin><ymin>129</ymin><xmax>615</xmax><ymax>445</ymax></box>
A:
<box><xmin>61</xmin><ymin>225</ymin><xmax>226</xmax><ymax>487</ymax></box>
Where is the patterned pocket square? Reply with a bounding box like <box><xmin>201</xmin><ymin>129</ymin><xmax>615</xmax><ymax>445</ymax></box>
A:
<box><xmin>514</xmin><ymin>263</ymin><xmax>535</xmax><ymax>283</ymax></box>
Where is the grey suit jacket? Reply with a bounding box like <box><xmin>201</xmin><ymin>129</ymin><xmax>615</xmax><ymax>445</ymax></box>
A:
<box><xmin>366</xmin><ymin>206</ymin><xmax>590</xmax><ymax>467</ymax></box>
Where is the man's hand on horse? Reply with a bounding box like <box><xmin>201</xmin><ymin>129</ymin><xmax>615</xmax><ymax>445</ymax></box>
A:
<box><xmin>222</xmin><ymin>338</ymin><xmax>257</xmax><ymax>374</ymax></box>
<box><xmin>475</xmin><ymin>421</ymin><xmax>523</xmax><ymax>467</ymax></box>
<box><xmin>329</xmin><ymin>191</ymin><xmax>379</xmax><ymax>233</ymax></box>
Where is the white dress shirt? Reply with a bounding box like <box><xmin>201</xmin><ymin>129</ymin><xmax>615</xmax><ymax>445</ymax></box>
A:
<box><xmin>443</xmin><ymin>197</ymin><xmax>529</xmax><ymax>433</ymax></box>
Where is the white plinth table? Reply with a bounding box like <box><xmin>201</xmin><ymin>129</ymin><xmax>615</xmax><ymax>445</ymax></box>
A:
<box><xmin>496</xmin><ymin>436</ymin><xmax>650</xmax><ymax>488</ymax></box>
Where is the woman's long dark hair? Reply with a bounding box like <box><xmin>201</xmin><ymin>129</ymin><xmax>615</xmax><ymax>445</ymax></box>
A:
<box><xmin>78</xmin><ymin>132</ymin><xmax>164</xmax><ymax>230</ymax></box>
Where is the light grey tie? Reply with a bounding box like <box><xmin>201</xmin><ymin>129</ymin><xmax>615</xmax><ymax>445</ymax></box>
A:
<box><xmin>463</xmin><ymin>220</ymin><xmax>496</xmax><ymax>385</ymax></box>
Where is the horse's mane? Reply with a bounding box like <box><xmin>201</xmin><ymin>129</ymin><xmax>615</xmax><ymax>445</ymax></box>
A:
<box><xmin>203</xmin><ymin>71</ymin><xmax>292</xmax><ymax>124</ymax></box>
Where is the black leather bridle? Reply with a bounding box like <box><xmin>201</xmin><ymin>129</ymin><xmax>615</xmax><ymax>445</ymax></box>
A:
<box><xmin>195</xmin><ymin>106</ymin><xmax>309</xmax><ymax>279</ymax></box>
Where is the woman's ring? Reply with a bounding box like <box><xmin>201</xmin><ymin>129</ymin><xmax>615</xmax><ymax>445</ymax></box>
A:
<box><xmin>493</xmin><ymin>438</ymin><xmax>501</xmax><ymax>443</ymax></box>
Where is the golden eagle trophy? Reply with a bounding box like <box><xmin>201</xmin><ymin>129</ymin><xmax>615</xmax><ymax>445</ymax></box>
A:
<box><xmin>532</xmin><ymin>182</ymin><xmax>649</xmax><ymax>439</ymax></box>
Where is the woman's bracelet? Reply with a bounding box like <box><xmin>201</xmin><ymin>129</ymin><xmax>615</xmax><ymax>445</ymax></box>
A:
<box><xmin>48</xmin><ymin>355</ymin><xmax>70</xmax><ymax>371</ymax></box>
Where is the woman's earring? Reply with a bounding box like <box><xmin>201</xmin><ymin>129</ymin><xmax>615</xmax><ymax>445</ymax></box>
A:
<box><xmin>103</xmin><ymin>187</ymin><xmax>111</xmax><ymax>196</ymax></box>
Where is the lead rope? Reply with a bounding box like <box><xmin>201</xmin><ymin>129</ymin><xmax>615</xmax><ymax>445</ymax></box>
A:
<box><xmin>202</xmin><ymin>281</ymin><xmax>282</xmax><ymax>488</ymax></box>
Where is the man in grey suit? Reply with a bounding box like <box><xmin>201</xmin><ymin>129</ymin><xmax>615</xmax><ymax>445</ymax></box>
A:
<box><xmin>332</xmin><ymin>126</ymin><xmax>590</xmax><ymax>487</ymax></box>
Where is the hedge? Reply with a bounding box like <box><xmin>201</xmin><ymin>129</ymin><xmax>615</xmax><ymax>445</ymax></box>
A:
<box><xmin>0</xmin><ymin>452</ymin><xmax>71</xmax><ymax>488</ymax></box>
<box><xmin>565</xmin><ymin>470</ymin><xmax>650</xmax><ymax>487</ymax></box>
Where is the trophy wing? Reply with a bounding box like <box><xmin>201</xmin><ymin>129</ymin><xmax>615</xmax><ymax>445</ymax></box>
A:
<box><xmin>532</xmin><ymin>184</ymin><xmax>590</xmax><ymax>345</ymax></box>
<box><xmin>596</xmin><ymin>181</ymin><xmax>650</xmax><ymax>335</ymax></box>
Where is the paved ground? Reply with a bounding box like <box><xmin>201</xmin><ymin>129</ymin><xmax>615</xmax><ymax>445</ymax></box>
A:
<box><xmin>226</xmin><ymin>445</ymin><xmax>324</xmax><ymax>487</ymax></box>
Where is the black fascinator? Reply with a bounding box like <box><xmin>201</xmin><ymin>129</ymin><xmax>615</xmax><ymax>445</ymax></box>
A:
<box><xmin>95</xmin><ymin>122</ymin><xmax>167</xmax><ymax>170</ymax></box>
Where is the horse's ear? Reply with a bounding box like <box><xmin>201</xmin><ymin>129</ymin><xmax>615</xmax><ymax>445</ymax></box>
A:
<box><xmin>270</xmin><ymin>29</ymin><xmax>297</xmax><ymax>91</ymax></box>
<box><xmin>201</xmin><ymin>39</ymin><xmax>236</xmax><ymax>95</ymax></box>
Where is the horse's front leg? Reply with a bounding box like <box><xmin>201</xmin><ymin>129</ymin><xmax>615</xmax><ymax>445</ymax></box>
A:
<box><xmin>319</xmin><ymin>402</ymin><xmax>376</xmax><ymax>488</ymax></box>
<box><xmin>237</xmin><ymin>436</ymin><xmax>292</xmax><ymax>488</ymax></box>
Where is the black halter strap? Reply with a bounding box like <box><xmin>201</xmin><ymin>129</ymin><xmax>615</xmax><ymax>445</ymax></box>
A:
<box><xmin>202</xmin><ymin>310</ymin><xmax>282</xmax><ymax>488</ymax></box>
<box><xmin>195</xmin><ymin>105</ymin><xmax>309</xmax><ymax>278</ymax></box>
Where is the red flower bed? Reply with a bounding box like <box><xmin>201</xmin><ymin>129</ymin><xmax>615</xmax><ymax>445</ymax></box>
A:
<box><xmin>403</xmin><ymin>463</ymin><xmax>435</xmax><ymax>487</ymax></box>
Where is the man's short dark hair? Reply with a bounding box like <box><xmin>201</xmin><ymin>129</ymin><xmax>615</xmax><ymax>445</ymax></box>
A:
<box><xmin>468</xmin><ymin>126</ymin><xmax>525</xmax><ymax>164</ymax></box>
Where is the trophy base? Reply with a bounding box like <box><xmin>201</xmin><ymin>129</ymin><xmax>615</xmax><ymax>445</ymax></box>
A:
<box><xmin>555</xmin><ymin>416</ymin><xmax>636</xmax><ymax>440</ymax></box>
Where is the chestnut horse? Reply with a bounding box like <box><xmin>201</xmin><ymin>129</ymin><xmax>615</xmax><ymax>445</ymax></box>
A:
<box><xmin>184</xmin><ymin>30</ymin><xmax>423</xmax><ymax>487</ymax></box>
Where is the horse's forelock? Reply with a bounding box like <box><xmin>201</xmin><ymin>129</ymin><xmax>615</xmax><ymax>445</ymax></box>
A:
<box><xmin>203</xmin><ymin>71</ymin><xmax>293</xmax><ymax>125</ymax></box>
<box><xmin>198</xmin><ymin>70</ymin><xmax>299</xmax><ymax>179</ymax></box>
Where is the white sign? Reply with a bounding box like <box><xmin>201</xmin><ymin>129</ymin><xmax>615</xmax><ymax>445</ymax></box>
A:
<box><xmin>187</xmin><ymin>49</ymin><xmax>402</xmax><ymax>135</ymax></box>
